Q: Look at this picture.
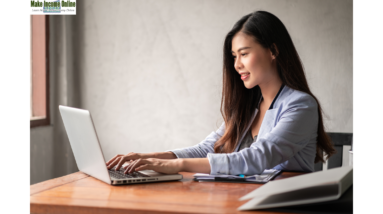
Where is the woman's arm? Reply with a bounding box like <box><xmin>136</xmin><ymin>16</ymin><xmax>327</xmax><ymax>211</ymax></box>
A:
<box><xmin>141</xmin><ymin>151</ymin><xmax>177</xmax><ymax>159</ymax></box>
<box><xmin>125</xmin><ymin>158</ymin><xmax>211</xmax><ymax>174</ymax></box>
<box><xmin>180</xmin><ymin>158</ymin><xmax>211</xmax><ymax>173</ymax></box>
<box><xmin>108</xmin><ymin>122</ymin><xmax>225</xmax><ymax>172</ymax></box>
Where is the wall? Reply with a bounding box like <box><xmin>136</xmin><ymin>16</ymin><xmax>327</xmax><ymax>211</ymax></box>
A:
<box><xmin>74</xmin><ymin>0</ymin><xmax>352</xmax><ymax>161</ymax></box>
<box><xmin>30</xmin><ymin>0</ymin><xmax>352</xmax><ymax>184</ymax></box>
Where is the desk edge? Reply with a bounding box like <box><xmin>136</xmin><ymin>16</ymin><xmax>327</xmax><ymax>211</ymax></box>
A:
<box><xmin>30</xmin><ymin>171</ymin><xmax>90</xmax><ymax>195</ymax></box>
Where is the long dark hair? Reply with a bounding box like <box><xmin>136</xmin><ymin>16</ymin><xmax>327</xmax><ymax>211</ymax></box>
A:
<box><xmin>214</xmin><ymin>11</ymin><xmax>335</xmax><ymax>163</ymax></box>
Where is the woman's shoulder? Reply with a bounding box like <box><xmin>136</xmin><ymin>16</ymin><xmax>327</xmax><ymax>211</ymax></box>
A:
<box><xmin>275</xmin><ymin>85</ymin><xmax>318</xmax><ymax>110</ymax></box>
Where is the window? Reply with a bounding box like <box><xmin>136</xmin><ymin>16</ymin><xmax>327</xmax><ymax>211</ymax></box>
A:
<box><xmin>30</xmin><ymin>15</ymin><xmax>50</xmax><ymax>128</ymax></box>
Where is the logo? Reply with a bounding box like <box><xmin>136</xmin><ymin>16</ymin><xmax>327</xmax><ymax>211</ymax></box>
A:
<box><xmin>30</xmin><ymin>0</ymin><xmax>76</xmax><ymax>15</ymax></box>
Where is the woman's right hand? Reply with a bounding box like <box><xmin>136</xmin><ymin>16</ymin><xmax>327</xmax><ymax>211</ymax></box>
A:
<box><xmin>106</xmin><ymin>151</ymin><xmax>177</xmax><ymax>171</ymax></box>
<box><xmin>106</xmin><ymin>153</ymin><xmax>143</xmax><ymax>171</ymax></box>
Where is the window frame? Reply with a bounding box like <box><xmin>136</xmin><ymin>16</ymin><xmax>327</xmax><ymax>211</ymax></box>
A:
<box><xmin>30</xmin><ymin>16</ymin><xmax>50</xmax><ymax>128</ymax></box>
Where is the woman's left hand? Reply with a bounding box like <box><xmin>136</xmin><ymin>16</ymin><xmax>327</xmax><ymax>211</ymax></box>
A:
<box><xmin>124</xmin><ymin>158</ymin><xmax>183</xmax><ymax>175</ymax></box>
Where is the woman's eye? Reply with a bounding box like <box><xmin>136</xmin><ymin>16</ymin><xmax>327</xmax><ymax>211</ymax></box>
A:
<box><xmin>241</xmin><ymin>53</ymin><xmax>247</xmax><ymax>56</ymax></box>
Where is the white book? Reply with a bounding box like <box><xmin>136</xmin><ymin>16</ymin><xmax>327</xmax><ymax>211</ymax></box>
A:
<box><xmin>238</xmin><ymin>166</ymin><xmax>353</xmax><ymax>211</ymax></box>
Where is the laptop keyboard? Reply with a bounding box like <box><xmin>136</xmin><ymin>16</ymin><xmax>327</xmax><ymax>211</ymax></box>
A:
<box><xmin>108</xmin><ymin>167</ymin><xmax>149</xmax><ymax>179</ymax></box>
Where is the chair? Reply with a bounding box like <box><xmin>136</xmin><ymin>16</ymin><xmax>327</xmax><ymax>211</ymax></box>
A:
<box><xmin>314</xmin><ymin>132</ymin><xmax>353</xmax><ymax>171</ymax></box>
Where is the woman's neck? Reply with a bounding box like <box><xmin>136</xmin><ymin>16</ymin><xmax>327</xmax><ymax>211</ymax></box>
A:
<box><xmin>259</xmin><ymin>75</ymin><xmax>283</xmax><ymax>105</ymax></box>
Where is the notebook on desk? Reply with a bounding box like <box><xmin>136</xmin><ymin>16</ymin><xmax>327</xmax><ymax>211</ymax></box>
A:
<box><xmin>59</xmin><ymin>105</ymin><xmax>183</xmax><ymax>185</ymax></box>
<box><xmin>193</xmin><ymin>169</ymin><xmax>281</xmax><ymax>184</ymax></box>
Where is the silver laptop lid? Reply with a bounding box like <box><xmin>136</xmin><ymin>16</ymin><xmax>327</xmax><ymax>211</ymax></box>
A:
<box><xmin>59</xmin><ymin>105</ymin><xmax>111</xmax><ymax>184</ymax></box>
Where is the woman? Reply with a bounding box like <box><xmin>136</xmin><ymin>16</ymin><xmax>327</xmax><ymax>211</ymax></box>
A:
<box><xmin>106</xmin><ymin>11</ymin><xmax>335</xmax><ymax>175</ymax></box>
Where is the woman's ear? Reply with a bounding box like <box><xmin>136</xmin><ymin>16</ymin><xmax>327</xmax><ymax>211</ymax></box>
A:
<box><xmin>270</xmin><ymin>43</ymin><xmax>279</xmax><ymax>59</ymax></box>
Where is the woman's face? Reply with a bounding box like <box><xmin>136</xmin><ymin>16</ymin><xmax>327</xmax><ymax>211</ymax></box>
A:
<box><xmin>231</xmin><ymin>31</ymin><xmax>276</xmax><ymax>89</ymax></box>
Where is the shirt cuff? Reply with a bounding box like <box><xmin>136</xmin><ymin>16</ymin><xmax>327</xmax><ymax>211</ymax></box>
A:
<box><xmin>166</xmin><ymin>149</ymin><xmax>191</xmax><ymax>159</ymax></box>
<box><xmin>207</xmin><ymin>153</ymin><xmax>230</xmax><ymax>175</ymax></box>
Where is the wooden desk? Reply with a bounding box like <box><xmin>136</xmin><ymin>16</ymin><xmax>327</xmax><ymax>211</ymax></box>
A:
<box><xmin>30</xmin><ymin>171</ymin><xmax>303</xmax><ymax>214</ymax></box>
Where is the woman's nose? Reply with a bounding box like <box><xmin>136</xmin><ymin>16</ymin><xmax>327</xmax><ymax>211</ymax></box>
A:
<box><xmin>234</xmin><ymin>57</ymin><xmax>243</xmax><ymax>71</ymax></box>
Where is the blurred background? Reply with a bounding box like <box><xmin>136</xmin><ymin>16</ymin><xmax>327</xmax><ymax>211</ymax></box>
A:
<box><xmin>30</xmin><ymin>0</ymin><xmax>352</xmax><ymax>185</ymax></box>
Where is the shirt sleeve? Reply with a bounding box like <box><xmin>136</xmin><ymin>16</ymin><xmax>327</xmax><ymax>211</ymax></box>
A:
<box><xmin>168</xmin><ymin>122</ymin><xmax>225</xmax><ymax>158</ymax></box>
<box><xmin>208</xmin><ymin>93</ymin><xmax>319</xmax><ymax>175</ymax></box>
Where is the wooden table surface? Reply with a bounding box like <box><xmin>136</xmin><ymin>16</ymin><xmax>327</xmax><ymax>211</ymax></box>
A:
<box><xmin>30</xmin><ymin>171</ymin><xmax>303</xmax><ymax>214</ymax></box>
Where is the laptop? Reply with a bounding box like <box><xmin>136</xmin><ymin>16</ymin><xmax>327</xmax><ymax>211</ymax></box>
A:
<box><xmin>59</xmin><ymin>105</ymin><xmax>183</xmax><ymax>185</ymax></box>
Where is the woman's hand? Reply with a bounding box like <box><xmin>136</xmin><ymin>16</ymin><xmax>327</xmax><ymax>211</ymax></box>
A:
<box><xmin>124</xmin><ymin>158</ymin><xmax>183</xmax><ymax>175</ymax></box>
<box><xmin>106</xmin><ymin>153</ymin><xmax>142</xmax><ymax>171</ymax></box>
<box><xmin>106</xmin><ymin>152</ymin><xmax>178</xmax><ymax>171</ymax></box>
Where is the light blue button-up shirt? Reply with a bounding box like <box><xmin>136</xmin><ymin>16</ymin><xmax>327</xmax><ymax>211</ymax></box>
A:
<box><xmin>169</xmin><ymin>86</ymin><xmax>318</xmax><ymax>175</ymax></box>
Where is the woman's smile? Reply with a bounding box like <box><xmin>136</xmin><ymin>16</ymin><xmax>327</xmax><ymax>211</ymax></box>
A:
<box><xmin>240</xmin><ymin>72</ymin><xmax>250</xmax><ymax>80</ymax></box>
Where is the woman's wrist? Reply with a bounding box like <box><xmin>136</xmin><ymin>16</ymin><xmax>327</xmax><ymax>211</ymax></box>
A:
<box><xmin>158</xmin><ymin>151</ymin><xmax>177</xmax><ymax>159</ymax></box>
<box><xmin>139</xmin><ymin>152</ymin><xmax>177</xmax><ymax>159</ymax></box>
<box><xmin>177</xmin><ymin>159</ymin><xmax>184</xmax><ymax>171</ymax></box>
<box><xmin>136</xmin><ymin>153</ymin><xmax>152</xmax><ymax>159</ymax></box>
<box><xmin>177</xmin><ymin>158</ymin><xmax>210</xmax><ymax>174</ymax></box>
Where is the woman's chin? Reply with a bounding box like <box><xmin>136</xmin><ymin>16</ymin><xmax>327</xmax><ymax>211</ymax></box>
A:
<box><xmin>243</xmin><ymin>82</ymin><xmax>257</xmax><ymax>89</ymax></box>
